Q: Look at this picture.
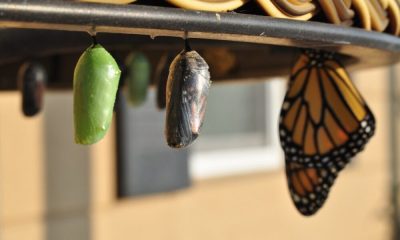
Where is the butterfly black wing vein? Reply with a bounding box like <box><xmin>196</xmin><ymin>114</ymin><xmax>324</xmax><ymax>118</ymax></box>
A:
<box><xmin>279</xmin><ymin>49</ymin><xmax>376</xmax><ymax>215</ymax></box>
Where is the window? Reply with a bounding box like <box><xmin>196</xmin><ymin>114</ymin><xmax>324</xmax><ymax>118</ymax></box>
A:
<box><xmin>190</xmin><ymin>78</ymin><xmax>286</xmax><ymax>179</ymax></box>
<box><xmin>116</xmin><ymin>78</ymin><xmax>286</xmax><ymax>197</ymax></box>
<box><xmin>116</xmin><ymin>90</ymin><xmax>191</xmax><ymax>197</ymax></box>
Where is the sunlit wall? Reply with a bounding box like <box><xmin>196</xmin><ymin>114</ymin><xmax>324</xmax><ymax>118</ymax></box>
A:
<box><xmin>0</xmin><ymin>65</ymin><xmax>395</xmax><ymax>240</ymax></box>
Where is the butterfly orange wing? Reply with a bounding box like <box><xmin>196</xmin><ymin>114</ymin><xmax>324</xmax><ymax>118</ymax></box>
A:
<box><xmin>279</xmin><ymin>50</ymin><xmax>375</xmax><ymax>215</ymax></box>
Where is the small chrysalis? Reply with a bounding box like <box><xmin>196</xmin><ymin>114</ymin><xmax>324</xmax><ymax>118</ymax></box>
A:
<box><xmin>17</xmin><ymin>62</ymin><xmax>47</xmax><ymax>117</ymax></box>
<box><xmin>125</xmin><ymin>52</ymin><xmax>151</xmax><ymax>107</ymax></box>
<box><xmin>165</xmin><ymin>41</ymin><xmax>211</xmax><ymax>148</ymax></box>
<box><xmin>155</xmin><ymin>53</ymin><xmax>175</xmax><ymax>110</ymax></box>
<box><xmin>74</xmin><ymin>43</ymin><xmax>121</xmax><ymax>145</ymax></box>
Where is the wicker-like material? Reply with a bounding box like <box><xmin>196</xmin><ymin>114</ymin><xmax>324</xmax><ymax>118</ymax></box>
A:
<box><xmin>76</xmin><ymin>0</ymin><xmax>399</xmax><ymax>36</ymax></box>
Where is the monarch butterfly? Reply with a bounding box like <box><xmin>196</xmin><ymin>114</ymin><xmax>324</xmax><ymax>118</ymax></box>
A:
<box><xmin>74</xmin><ymin>43</ymin><xmax>121</xmax><ymax>145</ymax></box>
<box><xmin>165</xmin><ymin>41</ymin><xmax>211</xmax><ymax>148</ymax></box>
<box><xmin>279</xmin><ymin>49</ymin><xmax>375</xmax><ymax>216</ymax></box>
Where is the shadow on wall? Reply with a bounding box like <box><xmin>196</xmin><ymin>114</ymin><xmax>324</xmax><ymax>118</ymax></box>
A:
<box><xmin>44</xmin><ymin>93</ymin><xmax>91</xmax><ymax>240</ymax></box>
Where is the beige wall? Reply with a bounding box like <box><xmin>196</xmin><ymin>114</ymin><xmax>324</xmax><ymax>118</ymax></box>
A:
<box><xmin>0</xmin><ymin>92</ymin><xmax>45</xmax><ymax>240</ymax></box>
<box><xmin>0</xmin><ymin>66</ymin><xmax>396</xmax><ymax>240</ymax></box>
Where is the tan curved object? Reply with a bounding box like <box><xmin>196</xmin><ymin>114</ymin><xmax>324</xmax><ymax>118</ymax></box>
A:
<box><xmin>257</xmin><ymin>0</ymin><xmax>315</xmax><ymax>20</ymax></box>
<box><xmin>366</xmin><ymin>0</ymin><xmax>389</xmax><ymax>32</ymax></box>
<box><xmin>387</xmin><ymin>0</ymin><xmax>400</xmax><ymax>35</ymax></box>
<box><xmin>77</xmin><ymin>0</ymin><xmax>136</xmax><ymax>3</ymax></box>
<box><xmin>378</xmin><ymin>0</ymin><xmax>390</xmax><ymax>8</ymax></box>
<box><xmin>319</xmin><ymin>0</ymin><xmax>355</xmax><ymax>25</ymax></box>
<box><xmin>319</xmin><ymin>0</ymin><xmax>341</xmax><ymax>24</ymax></box>
<box><xmin>274</xmin><ymin>0</ymin><xmax>316</xmax><ymax>15</ymax></box>
<box><xmin>334</xmin><ymin>0</ymin><xmax>355</xmax><ymax>22</ymax></box>
<box><xmin>343</xmin><ymin>0</ymin><xmax>352</xmax><ymax>8</ymax></box>
<box><xmin>353</xmin><ymin>0</ymin><xmax>372</xmax><ymax>30</ymax></box>
<box><xmin>167</xmin><ymin>0</ymin><xmax>248</xmax><ymax>12</ymax></box>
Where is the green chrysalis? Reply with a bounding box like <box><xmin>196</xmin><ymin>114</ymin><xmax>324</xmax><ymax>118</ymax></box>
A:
<box><xmin>124</xmin><ymin>52</ymin><xmax>151</xmax><ymax>106</ymax></box>
<box><xmin>73</xmin><ymin>44</ymin><xmax>121</xmax><ymax>145</ymax></box>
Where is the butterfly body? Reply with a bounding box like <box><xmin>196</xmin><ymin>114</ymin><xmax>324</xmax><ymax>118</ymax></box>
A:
<box><xmin>280</xmin><ymin>49</ymin><xmax>375</xmax><ymax>216</ymax></box>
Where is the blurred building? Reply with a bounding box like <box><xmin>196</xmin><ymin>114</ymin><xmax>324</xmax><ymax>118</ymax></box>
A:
<box><xmin>0</xmin><ymin>65</ymin><xmax>397</xmax><ymax>240</ymax></box>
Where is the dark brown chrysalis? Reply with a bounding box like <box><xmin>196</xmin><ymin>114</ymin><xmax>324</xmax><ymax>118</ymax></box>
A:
<box><xmin>155</xmin><ymin>53</ymin><xmax>175</xmax><ymax>110</ymax></box>
<box><xmin>165</xmin><ymin>41</ymin><xmax>211</xmax><ymax>148</ymax></box>
<box><xmin>18</xmin><ymin>62</ymin><xmax>47</xmax><ymax>117</ymax></box>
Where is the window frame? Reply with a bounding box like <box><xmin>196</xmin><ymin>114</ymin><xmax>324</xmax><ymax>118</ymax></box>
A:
<box><xmin>189</xmin><ymin>78</ymin><xmax>286</xmax><ymax>179</ymax></box>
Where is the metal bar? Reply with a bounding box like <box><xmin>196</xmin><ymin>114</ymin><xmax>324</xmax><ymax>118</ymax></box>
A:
<box><xmin>0</xmin><ymin>0</ymin><xmax>399</xmax><ymax>69</ymax></box>
<box><xmin>389</xmin><ymin>65</ymin><xmax>400</xmax><ymax>240</ymax></box>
